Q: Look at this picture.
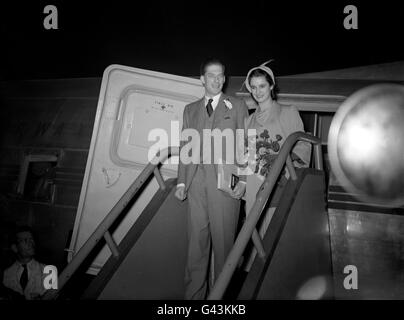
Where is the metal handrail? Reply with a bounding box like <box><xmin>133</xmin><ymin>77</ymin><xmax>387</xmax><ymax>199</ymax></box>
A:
<box><xmin>43</xmin><ymin>147</ymin><xmax>179</xmax><ymax>299</ymax></box>
<box><xmin>208</xmin><ymin>132</ymin><xmax>322</xmax><ymax>299</ymax></box>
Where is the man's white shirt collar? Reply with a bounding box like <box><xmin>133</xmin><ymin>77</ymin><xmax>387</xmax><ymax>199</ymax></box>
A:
<box><xmin>205</xmin><ymin>93</ymin><xmax>221</xmax><ymax>110</ymax></box>
<box><xmin>17</xmin><ymin>259</ymin><xmax>34</xmax><ymax>267</ymax></box>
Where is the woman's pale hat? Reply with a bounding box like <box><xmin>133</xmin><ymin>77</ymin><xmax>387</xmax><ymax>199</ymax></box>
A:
<box><xmin>245</xmin><ymin>60</ymin><xmax>275</xmax><ymax>92</ymax></box>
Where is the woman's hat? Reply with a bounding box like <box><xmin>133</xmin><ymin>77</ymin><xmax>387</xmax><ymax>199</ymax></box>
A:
<box><xmin>245</xmin><ymin>60</ymin><xmax>275</xmax><ymax>92</ymax></box>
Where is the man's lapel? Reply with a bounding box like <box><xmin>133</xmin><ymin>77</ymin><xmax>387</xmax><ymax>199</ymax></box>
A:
<box><xmin>187</xmin><ymin>97</ymin><xmax>205</xmax><ymax>132</ymax></box>
<box><xmin>196</xmin><ymin>98</ymin><xmax>206</xmax><ymax>132</ymax></box>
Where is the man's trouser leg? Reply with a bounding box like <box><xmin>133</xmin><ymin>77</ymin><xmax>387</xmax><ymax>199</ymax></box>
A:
<box><xmin>184</xmin><ymin>166</ymin><xmax>211</xmax><ymax>299</ymax></box>
<box><xmin>205</xmin><ymin>165</ymin><xmax>240</xmax><ymax>284</ymax></box>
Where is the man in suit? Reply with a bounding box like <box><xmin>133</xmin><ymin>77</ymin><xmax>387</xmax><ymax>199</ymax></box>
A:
<box><xmin>175</xmin><ymin>58</ymin><xmax>249</xmax><ymax>299</ymax></box>
<box><xmin>2</xmin><ymin>226</ymin><xmax>46</xmax><ymax>300</ymax></box>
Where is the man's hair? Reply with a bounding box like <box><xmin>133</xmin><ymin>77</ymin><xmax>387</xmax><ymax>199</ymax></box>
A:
<box><xmin>12</xmin><ymin>225</ymin><xmax>35</xmax><ymax>245</ymax></box>
<box><xmin>199</xmin><ymin>58</ymin><xmax>226</xmax><ymax>76</ymax></box>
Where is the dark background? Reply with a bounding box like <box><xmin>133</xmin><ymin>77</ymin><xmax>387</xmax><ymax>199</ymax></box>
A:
<box><xmin>1</xmin><ymin>0</ymin><xmax>404</xmax><ymax>80</ymax></box>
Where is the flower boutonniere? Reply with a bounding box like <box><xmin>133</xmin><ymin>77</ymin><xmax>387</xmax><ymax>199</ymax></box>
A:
<box><xmin>223</xmin><ymin>98</ymin><xmax>233</xmax><ymax>110</ymax></box>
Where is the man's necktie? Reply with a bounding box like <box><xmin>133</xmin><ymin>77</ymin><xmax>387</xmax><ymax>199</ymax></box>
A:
<box><xmin>20</xmin><ymin>264</ymin><xmax>28</xmax><ymax>290</ymax></box>
<box><xmin>206</xmin><ymin>98</ymin><xmax>213</xmax><ymax>117</ymax></box>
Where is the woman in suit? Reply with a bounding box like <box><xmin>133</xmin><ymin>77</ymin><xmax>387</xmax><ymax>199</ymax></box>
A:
<box><xmin>243</xmin><ymin>61</ymin><xmax>311</xmax><ymax>270</ymax></box>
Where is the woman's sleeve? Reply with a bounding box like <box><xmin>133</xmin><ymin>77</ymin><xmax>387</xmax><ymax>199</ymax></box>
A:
<box><xmin>288</xmin><ymin>106</ymin><xmax>311</xmax><ymax>167</ymax></box>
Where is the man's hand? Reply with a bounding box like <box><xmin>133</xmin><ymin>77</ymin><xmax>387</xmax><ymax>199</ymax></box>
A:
<box><xmin>230</xmin><ymin>182</ymin><xmax>246</xmax><ymax>199</ymax></box>
<box><xmin>175</xmin><ymin>185</ymin><xmax>187</xmax><ymax>201</ymax></box>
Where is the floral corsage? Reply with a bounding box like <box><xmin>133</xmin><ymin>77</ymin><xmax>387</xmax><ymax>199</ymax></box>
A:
<box><xmin>223</xmin><ymin>98</ymin><xmax>233</xmax><ymax>110</ymax></box>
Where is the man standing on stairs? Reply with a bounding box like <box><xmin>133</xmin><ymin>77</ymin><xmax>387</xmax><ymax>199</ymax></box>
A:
<box><xmin>175</xmin><ymin>58</ymin><xmax>249</xmax><ymax>299</ymax></box>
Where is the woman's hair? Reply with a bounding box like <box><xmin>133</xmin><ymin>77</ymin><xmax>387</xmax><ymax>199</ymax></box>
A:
<box><xmin>248</xmin><ymin>68</ymin><xmax>278</xmax><ymax>100</ymax></box>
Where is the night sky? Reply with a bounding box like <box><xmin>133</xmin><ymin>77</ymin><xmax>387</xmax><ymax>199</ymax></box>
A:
<box><xmin>1</xmin><ymin>1</ymin><xmax>404</xmax><ymax>81</ymax></box>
